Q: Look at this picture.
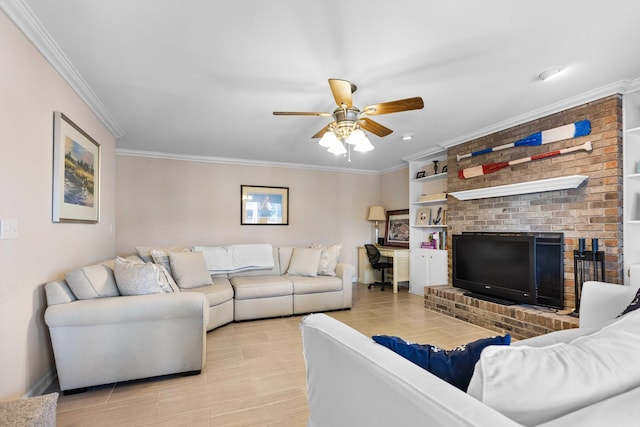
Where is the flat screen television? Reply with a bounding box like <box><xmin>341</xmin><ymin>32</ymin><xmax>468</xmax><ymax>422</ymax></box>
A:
<box><xmin>452</xmin><ymin>233</ymin><xmax>536</xmax><ymax>305</ymax></box>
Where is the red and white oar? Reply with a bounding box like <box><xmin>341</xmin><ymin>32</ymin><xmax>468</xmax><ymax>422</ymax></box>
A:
<box><xmin>458</xmin><ymin>141</ymin><xmax>592</xmax><ymax>179</ymax></box>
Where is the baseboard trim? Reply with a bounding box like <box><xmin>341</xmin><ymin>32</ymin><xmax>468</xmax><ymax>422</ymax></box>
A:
<box><xmin>24</xmin><ymin>369</ymin><xmax>57</xmax><ymax>398</ymax></box>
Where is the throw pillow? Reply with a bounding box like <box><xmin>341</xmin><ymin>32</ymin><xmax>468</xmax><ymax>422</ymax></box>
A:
<box><xmin>466</xmin><ymin>309</ymin><xmax>640</xmax><ymax>426</ymax></box>
<box><xmin>114</xmin><ymin>257</ymin><xmax>173</xmax><ymax>296</ymax></box>
<box><xmin>618</xmin><ymin>287</ymin><xmax>640</xmax><ymax>317</ymax></box>
<box><xmin>286</xmin><ymin>247</ymin><xmax>323</xmax><ymax>277</ymax></box>
<box><xmin>311</xmin><ymin>243</ymin><xmax>342</xmax><ymax>276</ymax></box>
<box><xmin>169</xmin><ymin>251</ymin><xmax>212</xmax><ymax>289</ymax></box>
<box><xmin>150</xmin><ymin>247</ymin><xmax>190</xmax><ymax>276</ymax></box>
<box><xmin>372</xmin><ymin>334</ymin><xmax>510</xmax><ymax>391</ymax></box>
<box><xmin>135</xmin><ymin>245</ymin><xmax>188</xmax><ymax>263</ymax></box>
<box><xmin>65</xmin><ymin>263</ymin><xmax>120</xmax><ymax>300</ymax></box>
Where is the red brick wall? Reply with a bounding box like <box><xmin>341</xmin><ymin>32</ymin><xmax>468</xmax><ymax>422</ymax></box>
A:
<box><xmin>446</xmin><ymin>95</ymin><xmax>623</xmax><ymax>309</ymax></box>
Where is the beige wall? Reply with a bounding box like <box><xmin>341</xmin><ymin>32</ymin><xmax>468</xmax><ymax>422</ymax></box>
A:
<box><xmin>0</xmin><ymin>12</ymin><xmax>116</xmax><ymax>399</ymax></box>
<box><xmin>116</xmin><ymin>156</ymin><xmax>393</xmax><ymax>268</ymax></box>
<box><xmin>381</xmin><ymin>167</ymin><xmax>409</xmax><ymax>212</ymax></box>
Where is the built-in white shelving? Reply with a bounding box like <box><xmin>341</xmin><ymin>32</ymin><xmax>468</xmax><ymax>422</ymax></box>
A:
<box><xmin>623</xmin><ymin>90</ymin><xmax>640</xmax><ymax>284</ymax></box>
<box><xmin>408</xmin><ymin>155</ymin><xmax>449</xmax><ymax>296</ymax></box>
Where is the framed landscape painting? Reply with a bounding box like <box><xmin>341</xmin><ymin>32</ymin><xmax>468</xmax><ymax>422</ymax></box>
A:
<box><xmin>52</xmin><ymin>112</ymin><xmax>100</xmax><ymax>223</ymax></box>
<box><xmin>241</xmin><ymin>185</ymin><xmax>289</xmax><ymax>225</ymax></box>
<box><xmin>385</xmin><ymin>209</ymin><xmax>410</xmax><ymax>247</ymax></box>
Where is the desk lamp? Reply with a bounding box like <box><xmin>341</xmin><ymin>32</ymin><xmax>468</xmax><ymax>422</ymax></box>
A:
<box><xmin>368</xmin><ymin>206</ymin><xmax>386</xmax><ymax>245</ymax></box>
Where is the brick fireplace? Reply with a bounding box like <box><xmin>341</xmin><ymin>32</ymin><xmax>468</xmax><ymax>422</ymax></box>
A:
<box><xmin>433</xmin><ymin>95</ymin><xmax>622</xmax><ymax>328</ymax></box>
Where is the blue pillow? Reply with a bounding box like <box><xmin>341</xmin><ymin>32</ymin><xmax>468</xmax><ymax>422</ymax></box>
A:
<box><xmin>372</xmin><ymin>334</ymin><xmax>511</xmax><ymax>391</ymax></box>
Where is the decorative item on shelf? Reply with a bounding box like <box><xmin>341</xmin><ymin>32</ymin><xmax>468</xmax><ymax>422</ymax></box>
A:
<box><xmin>416</xmin><ymin>171</ymin><xmax>426</xmax><ymax>179</ymax></box>
<box><xmin>416</xmin><ymin>207</ymin><xmax>431</xmax><ymax>225</ymax></box>
<box><xmin>441</xmin><ymin>165</ymin><xmax>448</xmax><ymax>173</ymax></box>
<box><xmin>442</xmin><ymin>209</ymin><xmax>447</xmax><ymax>226</ymax></box>
<box><xmin>418</xmin><ymin>192</ymin><xmax>447</xmax><ymax>202</ymax></box>
<box><xmin>421</xmin><ymin>240</ymin><xmax>437</xmax><ymax>249</ymax></box>
<box><xmin>368</xmin><ymin>206</ymin><xmax>386</xmax><ymax>244</ymax></box>
<box><xmin>455</xmin><ymin>120</ymin><xmax>591</xmax><ymax>161</ymax></box>
<box><xmin>432</xmin><ymin>207</ymin><xmax>443</xmax><ymax>225</ymax></box>
<box><xmin>432</xmin><ymin>160</ymin><xmax>439</xmax><ymax>175</ymax></box>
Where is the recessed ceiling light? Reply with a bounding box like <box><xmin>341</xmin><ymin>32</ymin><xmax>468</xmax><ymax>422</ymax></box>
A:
<box><xmin>538</xmin><ymin>68</ymin><xmax>563</xmax><ymax>81</ymax></box>
<box><xmin>402</xmin><ymin>134</ymin><xmax>414</xmax><ymax>141</ymax></box>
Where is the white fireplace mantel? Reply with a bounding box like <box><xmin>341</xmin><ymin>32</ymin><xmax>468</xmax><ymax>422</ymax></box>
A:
<box><xmin>449</xmin><ymin>175</ymin><xmax>589</xmax><ymax>201</ymax></box>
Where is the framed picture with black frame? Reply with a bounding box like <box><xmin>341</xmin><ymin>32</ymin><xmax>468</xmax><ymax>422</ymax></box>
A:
<box><xmin>241</xmin><ymin>185</ymin><xmax>289</xmax><ymax>225</ymax></box>
<box><xmin>384</xmin><ymin>209</ymin><xmax>409</xmax><ymax>247</ymax></box>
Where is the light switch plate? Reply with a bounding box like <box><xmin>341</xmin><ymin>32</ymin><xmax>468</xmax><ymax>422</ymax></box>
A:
<box><xmin>0</xmin><ymin>219</ymin><xmax>18</xmax><ymax>239</ymax></box>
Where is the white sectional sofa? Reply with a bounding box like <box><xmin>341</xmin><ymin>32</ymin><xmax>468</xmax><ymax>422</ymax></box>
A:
<box><xmin>301</xmin><ymin>278</ymin><xmax>640</xmax><ymax>427</ymax></box>
<box><xmin>44</xmin><ymin>243</ymin><xmax>354</xmax><ymax>392</ymax></box>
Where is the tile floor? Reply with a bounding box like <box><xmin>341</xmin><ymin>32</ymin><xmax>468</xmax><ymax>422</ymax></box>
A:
<box><xmin>50</xmin><ymin>284</ymin><xmax>495</xmax><ymax>426</ymax></box>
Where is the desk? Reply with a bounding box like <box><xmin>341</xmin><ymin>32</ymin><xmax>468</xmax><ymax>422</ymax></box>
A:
<box><xmin>358</xmin><ymin>246</ymin><xmax>410</xmax><ymax>294</ymax></box>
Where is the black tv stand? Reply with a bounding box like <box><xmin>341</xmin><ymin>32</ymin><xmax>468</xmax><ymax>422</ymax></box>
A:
<box><xmin>463</xmin><ymin>291</ymin><xmax>516</xmax><ymax>306</ymax></box>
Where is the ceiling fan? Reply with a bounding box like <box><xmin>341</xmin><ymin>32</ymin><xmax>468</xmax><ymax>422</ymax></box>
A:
<box><xmin>273</xmin><ymin>79</ymin><xmax>424</xmax><ymax>156</ymax></box>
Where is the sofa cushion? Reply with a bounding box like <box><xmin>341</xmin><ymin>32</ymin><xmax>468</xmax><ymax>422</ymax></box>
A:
<box><xmin>135</xmin><ymin>245</ymin><xmax>189</xmax><ymax>263</ymax></box>
<box><xmin>291</xmin><ymin>276</ymin><xmax>343</xmax><ymax>295</ymax></box>
<box><xmin>286</xmin><ymin>247</ymin><xmax>322</xmax><ymax>277</ymax></box>
<box><xmin>184</xmin><ymin>277</ymin><xmax>234</xmax><ymax>306</ymax></box>
<box><xmin>467</xmin><ymin>309</ymin><xmax>640</xmax><ymax>426</ymax></box>
<box><xmin>65</xmin><ymin>263</ymin><xmax>119</xmax><ymax>300</ymax></box>
<box><xmin>169</xmin><ymin>251</ymin><xmax>212</xmax><ymax>289</ymax></box>
<box><xmin>373</xmin><ymin>334</ymin><xmax>510</xmax><ymax>392</ymax></box>
<box><xmin>231</xmin><ymin>276</ymin><xmax>293</xmax><ymax>300</ymax></box>
<box><xmin>311</xmin><ymin>243</ymin><xmax>342</xmax><ymax>276</ymax></box>
<box><xmin>228</xmin><ymin>247</ymin><xmax>282</xmax><ymax>278</ymax></box>
<box><xmin>114</xmin><ymin>257</ymin><xmax>173</xmax><ymax>295</ymax></box>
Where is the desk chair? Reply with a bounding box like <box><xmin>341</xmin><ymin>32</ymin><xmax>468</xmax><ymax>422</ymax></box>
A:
<box><xmin>364</xmin><ymin>244</ymin><xmax>394</xmax><ymax>291</ymax></box>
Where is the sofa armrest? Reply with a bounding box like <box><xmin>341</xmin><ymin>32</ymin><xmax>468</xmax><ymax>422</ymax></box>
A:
<box><xmin>45</xmin><ymin>292</ymin><xmax>209</xmax><ymax>391</ymax></box>
<box><xmin>336</xmin><ymin>262</ymin><xmax>355</xmax><ymax>308</ymax></box>
<box><xmin>579</xmin><ymin>281</ymin><xmax>636</xmax><ymax>330</ymax></box>
<box><xmin>45</xmin><ymin>292</ymin><xmax>208</xmax><ymax>327</ymax></box>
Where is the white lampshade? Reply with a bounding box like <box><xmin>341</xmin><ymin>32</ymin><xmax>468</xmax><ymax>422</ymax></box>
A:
<box><xmin>346</xmin><ymin>129</ymin><xmax>366</xmax><ymax>145</ymax></box>
<box><xmin>368</xmin><ymin>206</ymin><xmax>386</xmax><ymax>221</ymax></box>
<box><xmin>328</xmin><ymin>139</ymin><xmax>346</xmax><ymax>155</ymax></box>
<box><xmin>319</xmin><ymin>131</ymin><xmax>339</xmax><ymax>148</ymax></box>
<box><xmin>354</xmin><ymin>136</ymin><xmax>374</xmax><ymax>152</ymax></box>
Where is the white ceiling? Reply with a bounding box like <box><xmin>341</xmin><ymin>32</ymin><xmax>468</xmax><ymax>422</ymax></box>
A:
<box><xmin>5</xmin><ymin>0</ymin><xmax>640</xmax><ymax>172</ymax></box>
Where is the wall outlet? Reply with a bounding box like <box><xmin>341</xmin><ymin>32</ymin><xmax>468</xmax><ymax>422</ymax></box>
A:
<box><xmin>0</xmin><ymin>219</ymin><xmax>18</xmax><ymax>239</ymax></box>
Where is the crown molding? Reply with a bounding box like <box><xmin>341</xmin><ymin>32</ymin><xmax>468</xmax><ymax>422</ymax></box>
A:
<box><xmin>1</xmin><ymin>0</ymin><xmax>125</xmax><ymax>138</ymax></box>
<box><xmin>116</xmin><ymin>148</ymin><xmax>383</xmax><ymax>175</ymax></box>
<box><xmin>435</xmin><ymin>79</ymin><xmax>632</xmax><ymax>151</ymax></box>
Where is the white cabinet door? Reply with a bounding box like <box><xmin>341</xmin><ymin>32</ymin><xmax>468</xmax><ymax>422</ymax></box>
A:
<box><xmin>410</xmin><ymin>249</ymin><xmax>427</xmax><ymax>294</ymax></box>
<box><xmin>410</xmin><ymin>249</ymin><xmax>448</xmax><ymax>295</ymax></box>
<box><xmin>428</xmin><ymin>250</ymin><xmax>448</xmax><ymax>286</ymax></box>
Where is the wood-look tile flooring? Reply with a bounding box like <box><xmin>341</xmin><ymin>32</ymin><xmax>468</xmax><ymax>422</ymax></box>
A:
<box><xmin>52</xmin><ymin>284</ymin><xmax>495</xmax><ymax>426</ymax></box>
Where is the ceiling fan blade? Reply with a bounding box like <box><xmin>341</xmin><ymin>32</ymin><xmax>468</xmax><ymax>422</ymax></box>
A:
<box><xmin>328</xmin><ymin>79</ymin><xmax>353</xmax><ymax>108</ymax></box>
<box><xmin>311</xmin><ymin>124</ymin><xmax>332</xmax><ymax>139</ymax></box>
<box><xmin>273</xmin><ymin>111</ymin><xmax>331</xmax><ymax>117</ymax></box>
<box><xmin>363</xmin><ymin>97</ymin><xmax>424</xmax><ymax>115</ymax></box>
<box><xmin>360</xmin><ymin>118</ymin><xmax>393</xmax><ymax>137</ymax></box>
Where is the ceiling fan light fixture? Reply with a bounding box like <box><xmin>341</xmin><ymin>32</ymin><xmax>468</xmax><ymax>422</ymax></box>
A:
<box><xmin>354</xmin><ymin>137</ymin><xmax>374</xmax><ymax>152</ymax></box>
<box><xmin>346</xmin><ymin>128</ymin><xmax>366</xmax><ymax>145</ymax></box>
<box><xmin>327</xmin><ymin>139</ymin><xmax>346</xmax><ymax>155</ymax></box>
<box><xmin>319</xmin><ymin>130</ymin><xmax>338</xmax><ymax>147</ymax></box>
